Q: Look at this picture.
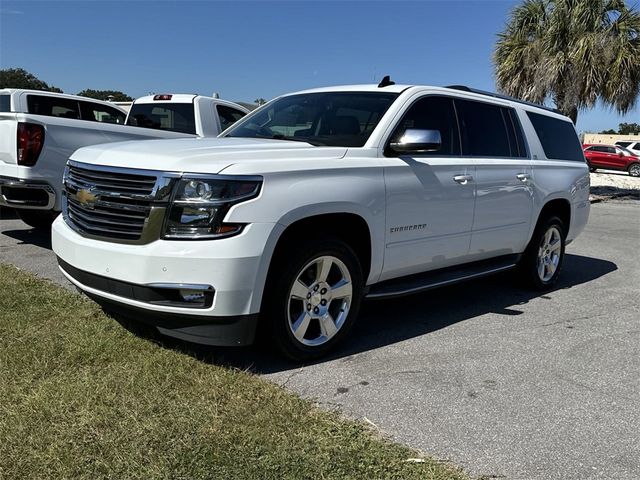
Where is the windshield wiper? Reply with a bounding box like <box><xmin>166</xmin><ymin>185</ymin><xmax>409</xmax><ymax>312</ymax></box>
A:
<box><xmin>270</xmin><ymin>134</ymin><xmax>324</xmax><ymax>146</ymax></box>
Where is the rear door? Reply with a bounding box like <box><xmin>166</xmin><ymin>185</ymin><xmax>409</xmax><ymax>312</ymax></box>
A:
<box><xmin>585</xmin><ymin>146</ymin><xmax>610</xmax><ymax>168</ymax></box>
<box><xmin>456</xmin><ymin>99</ymin><xmax>534</xmax><ymax>257</ymax></box>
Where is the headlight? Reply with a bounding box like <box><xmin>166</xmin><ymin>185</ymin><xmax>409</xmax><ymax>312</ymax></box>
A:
<box><xmin>163</xmin><ymin>176</ymin><xmax>262</xmax><ymax>239</ymax></box>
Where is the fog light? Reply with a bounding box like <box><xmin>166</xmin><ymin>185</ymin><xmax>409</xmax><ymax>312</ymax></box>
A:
<box><xmin>179</xmin><ymin>289</ymin><xmax>207</xmax><ymax>303</ymax></box>
<box><xmin>147</xmin><ymin>283</ymin><xmax>215</xmax><ymax>309</ymax></box>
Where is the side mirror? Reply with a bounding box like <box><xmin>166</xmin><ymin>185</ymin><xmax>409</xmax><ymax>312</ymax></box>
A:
<box><xmin>390</xmin><ymin>129</ymin><xmax>442</xmax><ymax>154</ymax></box>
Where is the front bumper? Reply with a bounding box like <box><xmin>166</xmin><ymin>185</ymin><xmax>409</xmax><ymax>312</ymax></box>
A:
<box><xmin>52</xmin><ymin>215</ymin><xmax>283</xmax><ymax>346</ymax></box>
<box><xmin>0</xmin><ymin>176</ymin><xmax>56</xmax><ymax>210</ymax></box>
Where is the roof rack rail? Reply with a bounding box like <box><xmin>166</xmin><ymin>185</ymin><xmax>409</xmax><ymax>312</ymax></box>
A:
<box><xmin>445</xmin><ymin>85</ymin><xmax>561</xmax><ymax>114</ymax></box>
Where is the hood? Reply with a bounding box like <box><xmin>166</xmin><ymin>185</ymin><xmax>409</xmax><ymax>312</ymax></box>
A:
<box><xmin>70</xmin><ymin>137</ymin><xmax>348</xmax><ymax>174</ymax></box>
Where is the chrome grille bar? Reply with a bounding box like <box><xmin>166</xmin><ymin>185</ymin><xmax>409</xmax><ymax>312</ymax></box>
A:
<box><xmin>63</xmin><ymin>161</ymin><xmax>177</xmax><ymax>244</ymax></box>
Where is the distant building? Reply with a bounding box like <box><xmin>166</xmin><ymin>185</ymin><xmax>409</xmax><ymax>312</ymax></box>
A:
<box><xmin>583</xmin><ymin>133</ymin><xmax>640</xmax><ymax>144</ymax></box>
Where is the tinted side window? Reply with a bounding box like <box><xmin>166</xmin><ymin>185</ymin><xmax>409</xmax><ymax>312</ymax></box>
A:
<box><xmin>79</xmin><ymin>101</ymin><xmax>126</xmax><ymax>124</ymax></box>
<box><xmin>607</xmin><ymin>147</ymin><xmax>617</xmax><ymax>154</ymax></box>
<box><xmin>0</xmin><ymin>95</ymin><xmax>10</xmax><ymax>112</ymax></box>
<box><xmin>217</xmin><ymin>105</ymin><xmax>246</xmax><ymax>131</ymax></box>
<box><xmin>455</xmin><ymin>99</ymin><xmax>511</xmax><ymax>157</ymax></box>
<box><xmin>503</xmin><ymin>108</ymin><xmax>528</xmax><ymax>157</ymax></box>
<box><xmin>526</xmin><ymin>112</ymin><xmax>584</xmax><ymax>162</ymax></box>
<box><xmin>388</xmin><ymin>96</ymin><xmax>460</xmax><ymax>155</ymax></box>
<box><xmin>27</xmin><ymin>95</ymin><xmax>80</xmax><ymax>119</ymax></box>
<box><xmin>616</xmin><ymin>141</ymin><xmax>631</xmax><ymax>148</ymax></box>
<box><xmin>592</xmin><ymin>146</ymin><xmax>607</xmax><ymax>152</ymax></box>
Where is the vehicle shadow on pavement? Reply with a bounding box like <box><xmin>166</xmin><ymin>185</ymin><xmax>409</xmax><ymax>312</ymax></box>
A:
<box><xmin>114</xmin><ymin>253</ymin><xmax>617</xmax><ymax>374</ymax></box>
<box><xmin>0</xmin><ymin>225</ymin><xmax>52</xmax><ymax>249</ymax></box>
<box><xmin>0</xmin><ymin>208</ymin><xmax>54</xmax><ymax>249</ymax></box>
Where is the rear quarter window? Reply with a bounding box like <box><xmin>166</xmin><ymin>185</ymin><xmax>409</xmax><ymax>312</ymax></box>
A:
<box><xmin>526</xmin><ymin>112</ymin><xmax>584</xmax><ymax>162</ymax></box>
<box><xmin>0</xmin><ymin>95</ymin><xmax>10</xmax><ymax>112</ymax></box>
<box><xmin>79</xmin><ymin>101</ymin><xmax>126</xmax><ymax>124</ymax></box>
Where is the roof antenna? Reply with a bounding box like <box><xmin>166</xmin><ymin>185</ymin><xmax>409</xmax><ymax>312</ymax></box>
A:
<box><xmin>378</xmin><ymin>75</ymin><xmax>395</xmax><ymax>88</ymax></box>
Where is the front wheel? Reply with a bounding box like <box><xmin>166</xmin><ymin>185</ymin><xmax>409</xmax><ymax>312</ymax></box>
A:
<box><xmin>519</xmin><ymin>216</ymin><xmax>566</xmax><ymax>290</ymax></box>
<box><xmin>263</xmin><ymin>238</ymin><xmax>364</xmax><ymax>361</ymax></box>
<box><xmin>628</xmin><ymin>163</ymin><xmax>640</xmax><ymax>177</ymax></box>
<box><xmin>16</xmin><ymin>210</ymin><xmax>59</xmax><ymax>230</ymax></box>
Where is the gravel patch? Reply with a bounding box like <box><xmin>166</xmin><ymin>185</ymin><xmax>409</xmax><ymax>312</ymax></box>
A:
<box><xmin>589</xmin><ymin>170</ymin><xmax>640</xmax><ymax>202</ymax></box>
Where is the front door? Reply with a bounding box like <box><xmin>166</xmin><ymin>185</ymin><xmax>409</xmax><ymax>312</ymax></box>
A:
<box><xmin>381</xmin><ymin>95</ymin><xmax>475</xmax><ymax>281</ymax></box>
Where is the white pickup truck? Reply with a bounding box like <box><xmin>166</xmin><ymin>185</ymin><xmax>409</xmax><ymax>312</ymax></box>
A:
<box><xmin>52</xmin><ymin>83</ymin><xmax>590</xmax><ymax>360</ymax></box>
<box><xmin>0</xmin><ymin>89</ymin><xmax>248</xmax><ymax>228</ymax></box>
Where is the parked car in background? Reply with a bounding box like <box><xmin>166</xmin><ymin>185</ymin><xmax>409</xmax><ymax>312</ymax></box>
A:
<box><xmin>125</xmin><ymin>94</ymin><xmax>249</xmax><ymax>135</ymax></box>
<box><xmin>0</xmin><ymin>90</ymin><xmax>248</xmax><ymax>229</ymax></box>
<box><xmin>52</xmin><ymin>83</ymin><xmax>590</xmax><ymax>360</ymax></box>
<box><xmin>614</xmin><ymin>140</ymin><xmax>640</xmax><ymax>157</ymax></box>
<box><xmin>582</xmin><ymin>143</ymin><xmax>640</xmax><ymax>176</ymax></box>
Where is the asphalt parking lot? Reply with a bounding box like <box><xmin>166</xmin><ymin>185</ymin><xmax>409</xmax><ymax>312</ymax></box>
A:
<box><xmin>1</xmin><ymin>201</ymin><xmax>638</xmax><ymax>480</ymax></box>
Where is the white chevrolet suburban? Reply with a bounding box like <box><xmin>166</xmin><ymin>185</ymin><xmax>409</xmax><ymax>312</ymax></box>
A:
<box><xmin>52</xmin><ymin>83</ymin><xmax>590</xmax><ymax>360</ymax></box>
<box><xmin>0</xmin><ymin>90</ymin><xmax>247</xmax><ymax>228</ymax></box>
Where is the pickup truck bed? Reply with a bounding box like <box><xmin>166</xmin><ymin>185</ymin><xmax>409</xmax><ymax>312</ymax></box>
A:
<box><xmin>0</xmin><ymin>89</ymin><xmax>249</xmax><ymax>228</ymax></box>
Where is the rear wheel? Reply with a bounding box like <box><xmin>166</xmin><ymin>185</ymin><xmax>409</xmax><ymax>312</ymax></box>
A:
<box><xmin>16</xmin><ymin>210</ymin><xmax>59</xmax><ymax>230</ymax></box>
<box><xmin>263</xmin><ymin>237</ymin><xmax>364</xmax><ymax>361</ymax></box>
<box><xmin>519</xmin><ymin>216</ymin><xmax>566</xmax><ymax>290</ymax></box>
<box><xmin>628</xmin><ymin>163</ymin><xmax>640</xmax><ymax>177</ymax></box>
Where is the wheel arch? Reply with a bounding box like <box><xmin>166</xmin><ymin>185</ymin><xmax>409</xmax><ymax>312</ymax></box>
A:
<box><xmin>532</xmin><ymin>197</ymin><xmax>572</xmax><ymax>239</ymax></box>
<box><xmin>250</xmin><ymin>207</ymin><xmax>378</xmax><ymax>315</ymax></box>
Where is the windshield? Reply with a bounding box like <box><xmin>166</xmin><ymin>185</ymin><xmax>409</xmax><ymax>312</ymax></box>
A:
<box><xmin>224</xmin><ymin>92</ymin><xmax>399</xmax><ymax>147</ymax></box>
<box><xmin>126</xmin><ymin>102</ymin><xmax>196</xmax><ymax>134</ymax></box>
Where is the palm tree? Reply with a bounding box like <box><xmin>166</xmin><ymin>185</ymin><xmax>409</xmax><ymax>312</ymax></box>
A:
<box><xmin>494</xmin><ymin>0</ymin><xmax>640</xmax><ymax>124</ymax></box>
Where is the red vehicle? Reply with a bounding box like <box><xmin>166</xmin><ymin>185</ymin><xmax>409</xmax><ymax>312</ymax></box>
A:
<box><xmin>582</xmin><ymin>143</ymin><xmax>640</xmax><ymax>177</ymax></box>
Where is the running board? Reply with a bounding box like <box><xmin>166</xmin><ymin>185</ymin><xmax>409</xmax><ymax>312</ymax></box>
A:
<box><xmin>366</xmin><ymin>254</ymin><xmax>521</xmax><ymax>300</ymax></box>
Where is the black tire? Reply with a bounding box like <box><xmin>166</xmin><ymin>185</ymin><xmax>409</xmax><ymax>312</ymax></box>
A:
<box><xmin>589</xmin><ymin>166</ymin><xmax>597</xmax><ymax>173</ymax></box>
<box><xmin>262</xmin><ymin>237</ymin><xmax>364</xmax><ymax>361</ymax></box>
<box><xmin>628</xmin><ymin>163</ymin><xmax>640</xmax><ymax>177</ymax></box>
<box><xmin>16</xmin><ymin>210</ymin><xmax>59</xmax><ymax>230</ymax></box>
<box><xmin>518</xmin><ymin>215</ymin><xmax>566</xmax><ymax>290</ymax></box>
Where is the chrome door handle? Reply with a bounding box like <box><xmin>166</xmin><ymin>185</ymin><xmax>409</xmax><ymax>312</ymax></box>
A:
<box><xmin>453</xmin><ymin>174</ymin><xmax>473</xmax><ymax>185</ymax></box>
<box><xmin>516</xmin><ymin>173</ymin><xmax>531</xmax><ymax>182</ymax></box>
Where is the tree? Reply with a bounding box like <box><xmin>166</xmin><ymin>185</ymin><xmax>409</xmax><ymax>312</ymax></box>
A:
<box><xmin>254</xmin><ymin>98</ymin><xmax>267</xmax><ymax>106</ymax></box>
<box><xmin>618</xmin><ymin>122</ymin><xmax>640</xmax><ymax>135</ymax></box>
<box><xmin>598</xmin><ymin>123</ymin><xmax>640</xmax><ymax>135</ymax></box>
<box><xmin>77</xmin><ymin>89</ymin><xmax>133</xmax><ymax>102</ymax></box>
<box><xmin>494</xmin><ymin>0</ymin><xmax>640</xmax><ymax>124</ymax></box>
<box><xmin>0</xmin><ymin>68</ymin><xmax>62</xmax><ymax>92</ymax></box>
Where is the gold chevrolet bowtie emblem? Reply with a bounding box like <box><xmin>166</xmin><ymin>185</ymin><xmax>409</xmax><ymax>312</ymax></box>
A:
<box><xmin>76</xmin><ymin>188</ymin><xmax>99</xmax><ymax>208</ymax></box>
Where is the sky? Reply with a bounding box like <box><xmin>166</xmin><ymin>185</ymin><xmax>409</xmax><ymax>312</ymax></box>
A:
<box><xmin>1</xmin><ymin>0</ymin><xmax>638</xmax><ymax>134</ymax></box>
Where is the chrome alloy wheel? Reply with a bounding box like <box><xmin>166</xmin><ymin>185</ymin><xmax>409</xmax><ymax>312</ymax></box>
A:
<box><xmin>537</xmin><ymin>226</ymin><xmax>562</xmax><ymax>282</ymax></box>
<box><xmin>629</xmin><ymin>164</ymin><xmax>640</xmax><ymax>177</ymax></box>
<box><xmin>287</xmin><ymin>255</ymin><xmax>353</xmax><ymax>346</ymax></box>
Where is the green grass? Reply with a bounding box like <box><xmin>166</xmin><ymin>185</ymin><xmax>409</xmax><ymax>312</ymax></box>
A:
<box><xmin>0</xmin><ymin>264</ymin><xmax>467</xmax><ymax>480</ymax></box>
